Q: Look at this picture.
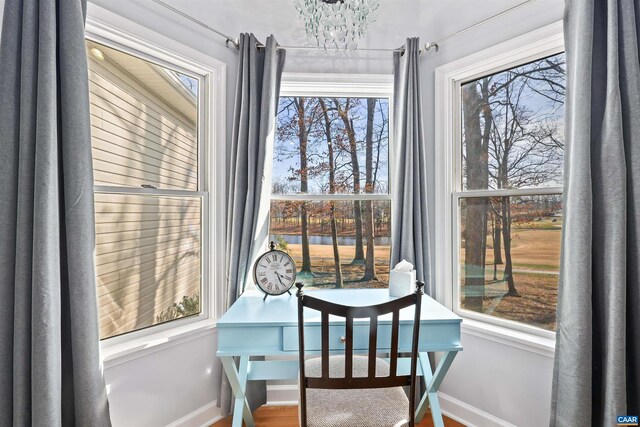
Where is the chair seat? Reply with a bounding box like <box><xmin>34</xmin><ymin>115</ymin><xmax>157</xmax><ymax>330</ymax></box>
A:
<box><xmin>301</xmin><ymin>355</ymin><xmax>410</xmax><ymax>427</ymax></box>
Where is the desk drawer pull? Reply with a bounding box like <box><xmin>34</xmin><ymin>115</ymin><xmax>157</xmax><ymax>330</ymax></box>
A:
<box><xmin>339</xmin><ymin>336</ymin><xmax>346</xmax><ymax>343</ymax></box>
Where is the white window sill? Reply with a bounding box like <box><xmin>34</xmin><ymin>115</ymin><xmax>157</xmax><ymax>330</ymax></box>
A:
<box><xmin>460</xmin><ymin>318</ymin><xmax>556</xmax><ymax>358</ymax></box>
<box><xmin>101</xmin><ymin>318</ymin><xmax>217</xmax><ymax>368</ymax></box>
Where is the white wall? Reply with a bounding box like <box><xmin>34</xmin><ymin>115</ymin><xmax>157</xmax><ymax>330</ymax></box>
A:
<box><xmin>0</xmin><ymin>1</ymin><xmax>563</xmax><ymax>425</ymax></box>
<box><xmin>0</xmin><ymin>1</ymin><xmax>231</xmax><ymax>426</ymax></box>
<box><xmin>104</xmin><ymin>330</ymin><xmax>221</xmax><ymax>427</ymax></box>
<box><xmin>260</xmin><ymin>2</ymin><xmax>564</xmax><ymax>426</ymax></box>
<box><xmin>421</xmin><ymin>4</ymin><xmax>562</xmax><ymax>426</ymax></box>
<box><xmin>85</xmin><ymin>3</ymin><xmax>238</xmax><ymax>426</ymax></box>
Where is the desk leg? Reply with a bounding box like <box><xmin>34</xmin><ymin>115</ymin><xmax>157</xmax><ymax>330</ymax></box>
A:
<box><xmin>220</xmin><ymin>356</ymin><xmax>255</xmax><ymax>427</ymax></box>
<box><xmin>415</xmin><ymin>351</ymin><xmax>458</xmax><ymax>427</ymax></box>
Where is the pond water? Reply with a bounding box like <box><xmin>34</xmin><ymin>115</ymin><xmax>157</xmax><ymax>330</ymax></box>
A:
<box><xmin>272</xmin><ymin>234</ymin><xmax>391</xmax><ymax>246</ymax></box>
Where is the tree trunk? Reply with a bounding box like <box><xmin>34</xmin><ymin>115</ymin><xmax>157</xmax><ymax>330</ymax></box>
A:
<box><xmin>300</xmin><ymin>202</ymin><xmax>312</xmax><ymax>273</ymax></box>
<box><xmin>334</xmin><ymin>99</ymin><xmax>364</xmax><ymax>263</ymax></box>
<box><xmin>329</xmin><ymin>202</ymin><xmax>343</xmax><ymax>288</ymax></box>
<box><xmin>464</xmin><ymin>198</ymin><xmax>488</xmax><ymax>310</ymax></box>
<box><xmin>493</xmin><ymin>214</ymin><xmax>503</xmax><ymax>265</ymax></box>
<box><xmin>461</xmin><ymin>82</ymin><xmax>491</xmax><ymax>311</ymax></box>
<box><xmin>296</xmin><ymin>98</ymin><xmax>312</xmax><ymax>273</ymax></box>
<box><xmin>352</xmin><ymin>201</ymin><xmax>364</xmax><ymax>263</ymax></box>
<box><xmin>362</xmin><ymin>98</ymin><xmax>377</xmax><ymax>281</ymax></box>
<box><xmin>319</xmin><ymin>99</ymin><xmax>344</xmax><ymax>288</ymax></box>
<box><xmin>497</xmin><ymin>84</ymin><xmax>518</xmax><ymax>297</ymax></box>
<box><xmin>501</xmin><ymin>197</ymin><xmax>519</xmax><ymax>296</ymax></box>
<box><xmin>492</xmin><ymin>206</ymin><xmax>503</xmax><ymax>283</ymax></box>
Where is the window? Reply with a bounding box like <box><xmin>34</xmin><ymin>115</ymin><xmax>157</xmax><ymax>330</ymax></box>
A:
<box><xmin>87</xmin><ymin>39</ymin><xmax>207</xmax><ymax>340</ymax></box>
<box><xmin>270</xmin><ymin>77</ymin><xmax>392</xmax><ymax>289</ymax></box>
<box><xmin>436</xmin><ymin>24</ymin><xmax>565</xmax><ymax>336</ymax></box>
<box><xmin>458</xmin><ymin>52</ymin><xmax>566</xmax><ymax>332</ymax></box>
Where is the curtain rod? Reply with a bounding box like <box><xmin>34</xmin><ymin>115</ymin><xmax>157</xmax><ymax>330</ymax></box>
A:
<box><xmin>147</xmin><ymin>0</ymin><xmax>537</xmax><ymax>54</ymax></box>
<box><xmin>423</xmin><ymin>0</ymin><xmax>537</xmax><ymax>52</ymax></box>
<box><xmin>269</xmin><ymin>45</ymin><xmax>404</xmax><ymax>53</ymax></box>
<box><xmin>150</xmin><ymin>0</ymin><xmax>240</xmax><ymax>48</ymax></box>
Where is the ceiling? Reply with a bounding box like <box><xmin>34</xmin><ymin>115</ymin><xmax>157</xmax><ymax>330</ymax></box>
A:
<box><xmin>89</xmin><ymin>0</ymin><xmax>560</xmax><ymax>51</ymax></box>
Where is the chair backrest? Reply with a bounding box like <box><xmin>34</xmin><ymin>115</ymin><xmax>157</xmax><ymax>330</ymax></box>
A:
<box><xmin>296</xmin><ymin>282</ymin><xmax>424</xmax><ymax>427</ymax></box>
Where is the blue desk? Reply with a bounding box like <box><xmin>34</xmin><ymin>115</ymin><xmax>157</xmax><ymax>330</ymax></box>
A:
<box><xmin>217</xmin><ymin>289</ymin><xmax>462</xmax><ymax>427</ymax></box>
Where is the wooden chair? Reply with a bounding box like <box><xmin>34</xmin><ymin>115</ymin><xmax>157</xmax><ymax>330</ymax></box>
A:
<box><xmin>296</xmin><ymin>282</ymin><xmax>424</xmax><ymax>427</ymax></box>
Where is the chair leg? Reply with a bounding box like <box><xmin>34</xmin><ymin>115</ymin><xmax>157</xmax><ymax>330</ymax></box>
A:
<box><xmin>299</xmin><ymin>380</ymin><xmax>307</xmax><ymax>427</ymax></box>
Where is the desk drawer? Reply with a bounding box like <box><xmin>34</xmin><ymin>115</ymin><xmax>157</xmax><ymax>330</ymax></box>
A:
<box><xmin>283</xmin><ymin>324</ymin><xmax>416</xmax><ymax>352</ymax></box>
<box><xmin>283</xmin><ymin>325</ymin><xmax>362</xmax><ymax>351</ymax></box>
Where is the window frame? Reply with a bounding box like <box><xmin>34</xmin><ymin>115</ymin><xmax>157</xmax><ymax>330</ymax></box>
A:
<box><xmin>86</xmin><ymin>16</ymin><xmax>227</xmax><ymax>363</ymax></box>
<box><xmin>434</xmin><ymin>21</ymin><xmax>564</xmax><ymax>351</ymax></box>
<box><xmin>268</xmin><ymin>73</ymin><xmax>394</xmax><ymax>286</ymax></box>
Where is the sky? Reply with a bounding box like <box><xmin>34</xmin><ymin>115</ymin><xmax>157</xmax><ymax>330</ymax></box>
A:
<box><xmin>461</xmin><ymin>52</ymin><xmax>566</xmax><ymax>191</ymax></box>
<box><xmin>272</xmin><ymin>96</ymin><xmax>390</xmax><ymax>195</ymax></box>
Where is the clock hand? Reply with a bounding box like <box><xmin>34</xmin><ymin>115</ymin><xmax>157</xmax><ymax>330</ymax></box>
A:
<box><xmin>275</xmin><ymin>273</ymin><xmax>285</xmax><ymax>286</ymax></box>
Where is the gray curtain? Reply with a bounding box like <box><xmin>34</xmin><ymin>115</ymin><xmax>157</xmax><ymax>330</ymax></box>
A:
<box><xmin>551</xmin><ymin>0</ymin><xmax>640</xmax><ymax>425</ymax></box>
<box><xmin>0</xmin><ymin>0</ymin><xmax>111</xmax><ymax>426</ymax></box>
<box><xmin>391</xmin><ymin>37</ymin><xmax>433</xmax><ymax>296</ymax></box>
<box><xmin>219</xmin><ymin>33</ymin><xmax>285</xmax><ymax>415</ymax></box>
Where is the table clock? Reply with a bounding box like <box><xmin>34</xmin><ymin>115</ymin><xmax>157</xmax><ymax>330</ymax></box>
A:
<box><xmin>253</xmin><ymin>241</ymin><xmax>296</xmax><ymax>300</ymax></box>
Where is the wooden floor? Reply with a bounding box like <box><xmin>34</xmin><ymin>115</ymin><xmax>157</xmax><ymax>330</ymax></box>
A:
<box><xmin>212</xmin><ymin>405</ymin><xmax>465</xmax><ymax>427</ymax></box>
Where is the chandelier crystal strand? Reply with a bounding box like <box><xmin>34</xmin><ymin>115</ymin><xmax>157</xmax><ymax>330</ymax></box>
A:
<box><xmin>293</xmin><ymin>0</ymin><xmax>381</xmax><ymax>50</ymax></box>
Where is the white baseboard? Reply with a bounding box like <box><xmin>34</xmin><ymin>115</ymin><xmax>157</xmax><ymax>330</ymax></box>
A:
<box><xmin>266</xmin><ymin>385</ymin><xmax>514</xmax><ymax>427</ymax></box>
<box><xmin>439</xmin><ymin>392</ymin><xmax>516</xmax><ymax>427</ymax></box>
<box><xmin>166</xmin><ymin>401</ymin><xmax>223</xmax><ymax>427</ymax></box>
<box><xmin>266</xmin><ymin>384</ymin><xmax>299</xmax><ymax>405</ymax></box>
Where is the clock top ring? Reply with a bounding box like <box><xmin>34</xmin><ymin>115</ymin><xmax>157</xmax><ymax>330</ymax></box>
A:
<box><xmin>253</xmin><ymin>241</ymin><xmax>297</xmax><ymax>300</ymax></box>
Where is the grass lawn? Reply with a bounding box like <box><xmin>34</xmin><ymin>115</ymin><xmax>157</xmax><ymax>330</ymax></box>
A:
<box><xmin>482</xmin><ymin>226</ymin><xmax>561</xmax><ymax>271</ymax></box>
<box><xmin>283</xmin><ymin>243</ymin><xmax>390</xmax><ymax>289</ymax></box>
<box><xmin>461</xmin><ymin>222</ymin><xmax>560</xmax><ymax>331</ymax></box>
<box><xmin>461</xmin><ymin>271</ymin><xmax>558</xmax><ymax>330</ymax></box>
<box><xmin>278</xmin><ymin>220</ymin><xmax>561</xmax><ymax>330</ymax></box>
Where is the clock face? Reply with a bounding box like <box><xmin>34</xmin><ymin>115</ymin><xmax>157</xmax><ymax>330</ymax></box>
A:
<box><xmin>253</xmin><ymin>250</ymin><xmax>297</xmax><ymax>296</ymax></box>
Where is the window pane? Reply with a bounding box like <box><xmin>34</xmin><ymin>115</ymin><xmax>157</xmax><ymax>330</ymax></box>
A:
<box><xmin>269</xmin><ymin>200</ymin><xmax>391</xmax><ymax>289</ymax></box>
<box><xmin>87</xmin><ymin>40</ymin><xmax>199</xmax><ymax>190</ymax></box>
<box><xmin>273</xmin><ymin>97</ymin><xmax>389</xmax><ymax>195</ymax></box>
<box><xmin>459</xmin><ymin>195</ymin><xmax>561</xmax><ymax>330</ymax></box>
<box><xmin>95</xmin><ymin>194</ymin><xmax>201</xmax><ymax>339</ymax></box>
<box><xmin>461</xmin><ymin>53</ymin><xmax>565</xmax><ymax>190</ymax></box>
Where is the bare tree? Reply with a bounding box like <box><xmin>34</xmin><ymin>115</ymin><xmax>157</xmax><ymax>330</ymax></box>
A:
<box><xmin>362</xmin><ymin>98</ymin><xmax>378</xmax><ymax>281</ymax></box>
<box><xmin>299</xmin><ymin>99</ymin><xmax>313</xmax><ymax>273</ymax></box>
<box><xmin>461</xmin><ymin>78</ymin><xmax>492</xmax><ymax>311</ymax></box>
<box><xmin>333</xmin><ymin>98</ymin><xmax>365</xmax><ymax>264</ymax></box>
<box><xmin>319</xmin><ymin>98</ymin><xmax>344</xmax><ymax>288</ymax></box>
<box><xmin>487</xmin><ymin>60</ymin><xmax>564</xmax><ymax>296</ymax></box>
<box><xmin>461</xmin><ymin>52</ymin><xmax>565</xmax><ymax>306</ymax></box>
<box><xmin>273</xmin><ymin>95</ymin><xmax>391</xmax><ymax>288</ymax></box>
<box><xmin>488</xmin><ymin>205</ymin><xmax>503</xmax><ymax>281</ymax></box>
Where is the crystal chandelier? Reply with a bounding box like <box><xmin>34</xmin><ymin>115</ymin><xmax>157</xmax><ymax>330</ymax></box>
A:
<box><xmin>293</xmin><ymin>0</ymin><xmax>381</xmax><ymax>50</ymax></box>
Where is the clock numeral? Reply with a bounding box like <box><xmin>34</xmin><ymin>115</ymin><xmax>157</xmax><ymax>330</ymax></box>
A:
<box><xmin>284</xmin><ymin>261</ymin><xmax>291</xmax><ymax>267</ymax></box>
<box><xmin>260</xmin><ymin>278</ymin><xmax>268</xmax><ymax>284</ymax></box>
<box><xmin>284</xmin><ymin>276</ymin><xmax>292</xmax><ymax>281</ymax></box>
<box><xmin>285</xmin><ymin>269</ymin><xmax>293</xmax><ymax>274</ymax></box>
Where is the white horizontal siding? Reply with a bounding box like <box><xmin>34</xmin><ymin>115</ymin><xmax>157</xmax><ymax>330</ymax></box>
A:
<box><xmin>88</xmin><ymin>55</ymin><xmax>198</xmax><ymax>191</ymax></box>
<box><xmin>94</xmin><ymin>194</ymin><xmax>201</xmax><ymax>339</ymax></box>
<box><xmin>88</xmin><ymin>45</ymin><xmax>202</xmax><ymax>339</ymax></box>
